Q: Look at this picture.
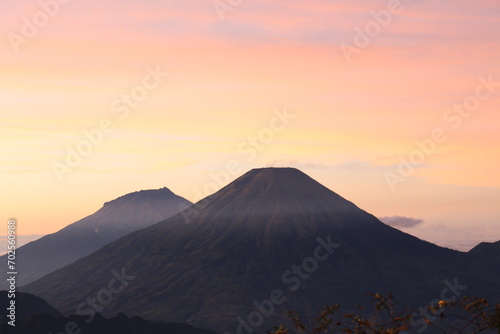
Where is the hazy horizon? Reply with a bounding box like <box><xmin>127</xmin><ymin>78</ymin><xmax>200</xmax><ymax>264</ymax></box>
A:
<box><xmin>2</xmin><ymin>178</ymin><xmax>498</xmax><ymax>253</ymax></box>
<box><xmin>0</xmin><ymin>234</ymin><xmax>45</xmax><ymax>256</ymax></box>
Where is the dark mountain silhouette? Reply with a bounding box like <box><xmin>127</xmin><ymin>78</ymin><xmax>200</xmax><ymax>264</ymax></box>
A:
<box><xmin>0</xmin><ymin>290</ymin><xmax>61</xmax><ymax>321</ymax></box>
<box><xmin>0</xmin><ymin>187</ymin><xmax>191</xmax><ymax>288</ymax></box>
<box><xmin>0</xmin><ymin>312</ymin><xmax>218</xmax><ymax>334</ymax></box>
<box><xmin>469</xmin><ymin>240</ymin><xmax>500</xmax><ymax>264</ymax></box>
<box><xmin>23</xmin><ymin>168</ymin><xmax>500</xmax><ymax>333</ymax></box>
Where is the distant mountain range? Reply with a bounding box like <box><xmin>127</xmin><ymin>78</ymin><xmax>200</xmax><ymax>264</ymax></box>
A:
<box><xmin>1</xmin><ymin>187</ymin><xmax>191</xmax><ymax>288</ymax></box>
<box><xmin>22</xmin><ymin>168</ymin><xmax>500</xmax><ymax>333</ymax></box>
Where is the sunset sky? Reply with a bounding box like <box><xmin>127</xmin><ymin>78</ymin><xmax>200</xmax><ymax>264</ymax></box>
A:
<box><xmin>1</xmin><ymin>0</ymin><xmax>499</xmax><ymax>251</ymax></box>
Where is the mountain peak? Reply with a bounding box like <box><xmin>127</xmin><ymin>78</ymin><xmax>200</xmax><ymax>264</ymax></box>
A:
<box><xmin>103</xmin><ymin>187</ymin><xmax>176</xmax><ymax>207</ymax></box>
<box><xmin>222</xmin><ymin>167</ymin><xmax>331</xmax><ymax>194</ymax></box>
<box><xmin>247</xmin><ymin>166</ymin><xmax>304</xmax><ymax>175</ymax></box>
<box><xmin>197</xmin><ymin>167</ymin><xmax>360</xmax><ymax>217</ymax></box>
<box><xmin>2</xmin><ymin>187</ymin><xmax>192</xmax><ymax>288</ymax></box>
<box><xmin>240</xmin><ymin>167</ymin><xmax>310</xmax><ymax>180</ymax></box>
<box><xmin>235</xmin><ymin>167</ymin><xmax>317</xmax><ymax>189</ymax></box>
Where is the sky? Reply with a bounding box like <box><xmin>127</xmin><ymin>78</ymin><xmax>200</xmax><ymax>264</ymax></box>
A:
<box><xmin>1</xmin><ymin>0</ymin><xmax>499</xmax><ymax>251</ymax></box>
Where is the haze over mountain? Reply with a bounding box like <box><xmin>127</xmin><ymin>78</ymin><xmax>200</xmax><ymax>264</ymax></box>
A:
<box><xmin>1</xmin><ymin>188</ymin><xmax>192</xmax><ymax>288</ymax></box>
<box><xmin>0</xmin><ymin>235</ymin><xmax>45</xmax><ymax>256</ymax></box>
<box><xmin>23</xmin><ymin>168</ymin><xmax>500</xmax><ymax>333</ymax></box>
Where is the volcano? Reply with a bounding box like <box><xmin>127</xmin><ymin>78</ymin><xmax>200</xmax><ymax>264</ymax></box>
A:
<box><xmin>1</xmin><ymin>187</ymin><xmax>191</xmax><ymax>287</ymax></box>
<box><xmin>23</xmin><ymin>168</ymin><xmax>500</xmax><ymax>333</ymax></box>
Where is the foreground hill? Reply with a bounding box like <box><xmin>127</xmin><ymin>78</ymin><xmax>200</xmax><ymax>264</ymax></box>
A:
<box><xmin>0</xmin><ymin>313</ymin><xmax>218</xmax><ymax>334</ymax></box>
<box><xmin>0</xmin><ymin>291</ymin><xmax>61</xmax><ymax>321</ymax></box>
<box><xmin>23</xmin><ymin>168</ymin><xmax>500</xmax><ymax>333</ymax></box>
<box><xmin>0</xmin><ymin>187</ymin><xmax>191</xmax><ymax>287</ymax></box>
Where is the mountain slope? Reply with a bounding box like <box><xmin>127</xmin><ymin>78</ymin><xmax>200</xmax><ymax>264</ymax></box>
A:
<box><xmin>469</xmin><ymin>240</ymin><xmax>500</xmax><ymax>264</ymax></box>
<box><xmin>23</xmin><ymin>168</ymin><xmax>500</xmax><ymax>333</ymax></box>
<box><xmin>0</xmin><ymin>291</ymin><xmax>62</xmax><ymax>321</ymax></box>
<box><xmin>1</xmin><ymin>187</ymin><xmax>192</xmax><ymax>287</ymax></box>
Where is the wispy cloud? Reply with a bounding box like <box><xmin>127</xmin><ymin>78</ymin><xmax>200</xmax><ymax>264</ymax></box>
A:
<box><xmin>379</xmin><ymin>216</ymin><xmax>424</xmax><ymax>228</ymax></box>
